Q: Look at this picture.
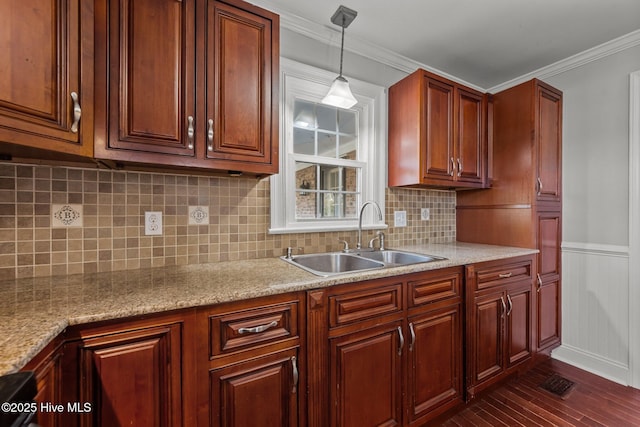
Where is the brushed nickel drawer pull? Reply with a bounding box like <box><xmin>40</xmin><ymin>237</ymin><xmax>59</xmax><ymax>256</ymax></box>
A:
<box><xmin>238</xmin><ymin>320</ymin><xmax>278</xmax><ymax>334</ymax></box>
<box><xmin>207</xmin><ymin>119</ymin><xmax>214</xmax><ymax>151</ymax></box>
<box><xmin>397</xmin><ymin>326</ymin><xmax>404</xmax><ymax>356</ymax></box>
<box><xmin>70</xmin><ymin>92</ymin><xmax>81</xmax><ymax>133</ymax></box>
<box><xmin>409</xmin><ymin>322</ymin><xmax>416</xmax><ymax>352</ymax></box>
<box><xmin>537</xmin><ymin>273</ymin><xmax>543</xmax><ymax>292</ymax></box>
<box><xmin>187</xmin><ymin>116</ymin><xmax>194</xmax><ymax>149</ymax></box>
<box><xmin>498</xmin><ymin>272</ymin><xmax>513</xmax><ymax>278</ymax></box>
<box><xmin>291</xmin><ymin>356</ymin><xmax>298</xmax><ymax>394</ymax></box>
<box><xmin>537</xmin><ymin>177</ymin><xmax>543</xmax><ymax>196</ymax></box>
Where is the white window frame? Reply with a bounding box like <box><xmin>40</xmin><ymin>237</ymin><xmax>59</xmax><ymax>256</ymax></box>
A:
<box><xmin>269</xmin><ymin>58</ymin><xmax>387</xmax><ymax>234</ymax></box>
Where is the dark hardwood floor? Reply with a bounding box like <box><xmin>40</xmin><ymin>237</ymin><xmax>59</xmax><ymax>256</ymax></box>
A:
<box><xmin>439</xmin><ymin>359</ymin><xmax>640</xmax><ymax>426</ymax></box>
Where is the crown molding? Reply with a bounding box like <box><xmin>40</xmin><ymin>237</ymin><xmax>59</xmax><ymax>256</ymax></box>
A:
<box><xmin>487</xmin><ymin>29</ymin><xmax>640</xmax><ymax>93</ymax></box>
<box><xmin>251</xmin><ymin>0</ymin><xmax>485</xmax><ymax>91</ymax></box>
<box><xmin>251</xmin><ymin>0</ymin><xmax>640</xmax><ymax>93</ymax></box>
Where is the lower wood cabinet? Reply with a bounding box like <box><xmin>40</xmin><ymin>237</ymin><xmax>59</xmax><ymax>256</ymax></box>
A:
<box><xmin>210</xmin><ymin>348</ymin><xmax>300</xmax><ymax>426</ymax></box>
<box><xmin>197</xmin><ymin>292</ymin><xmax>305</xmax><ymax>427</ymax></box>
<box><xmin>60</xmin><ymin>311</ymin><xmax>196</xmax><ymax>427</ymax></box>
<box><xmin>407</xmin><ymin>304</ymin><xmax>462</xmax><ymax>425</ymax></box>
<box><xmin>329</xmin><ymin>321</ymin><xmax>403</xmax><ymax>427</ymax></box>
<box><xmin>22</xmin><ymin>335</ymin><xmax>64</xmax><ymax>427</ymax></box>
<box><xmin>20</xmin><ymin>255</ymin><xmax>544</xmax><ymax>427</ymax></box>
<box><xmin>308</xmin><ymin>267</ymin><xmax>464</xmax><ymax>427</ymax></box>
<box><xmin>465</xmin><ymin>255</ymin><xmax>534</xmax><ymax>399</ymax></box>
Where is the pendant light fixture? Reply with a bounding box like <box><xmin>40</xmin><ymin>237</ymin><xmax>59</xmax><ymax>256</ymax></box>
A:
<box><xmin>321</xmin><ymin>5</ymin><xmax>358</xmax><ymax>109</ymax></box>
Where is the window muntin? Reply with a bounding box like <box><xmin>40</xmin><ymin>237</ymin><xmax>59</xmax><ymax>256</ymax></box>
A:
<box><xmin>292</xmin><ymin>99</ymin><xmax>361</xmax><ymax>220</ymax></box>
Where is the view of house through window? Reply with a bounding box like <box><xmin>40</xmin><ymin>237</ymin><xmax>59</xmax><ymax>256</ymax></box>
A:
<box><xmin>292</xmin><ymin>99</ymin><xmax>362</xmax><ymax>220</ymax></box>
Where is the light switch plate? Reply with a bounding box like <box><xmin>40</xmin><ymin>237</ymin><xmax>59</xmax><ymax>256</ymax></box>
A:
<box><xmin>394</xmin><ymin>210</ymin><xmax>407</xmax><ymax>227</ymax></box>
<box><xmin>421</xmin><ymin>208</ymin><xmax>430</xmax><ymax>221</ymax></box>
<box><xmin>144</xmin><ymin>211</ymin><xmax>163</xmax><ymax>235</ymax></box>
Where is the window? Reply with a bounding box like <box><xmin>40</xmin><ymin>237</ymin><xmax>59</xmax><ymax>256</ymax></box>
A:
<box><xmin>270</xmin><ymin>59</ymin><xmax>386</xmax><ymax>234</ymax></box>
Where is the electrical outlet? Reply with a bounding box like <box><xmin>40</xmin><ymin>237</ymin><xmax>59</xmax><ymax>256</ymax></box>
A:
<box><xmin>421</xmin><ymin>208</ymin><xmax>430</xmax><ymax>221</ymax></box>
<box><xmin>394</xmin><ymin>210</ymin><xmax>407</xmax><ymax>227</ymax></box>
<box><xmin>144</xmin><ymin>211</ymin><xmax>163</xmax><ymax>235</ymax></box>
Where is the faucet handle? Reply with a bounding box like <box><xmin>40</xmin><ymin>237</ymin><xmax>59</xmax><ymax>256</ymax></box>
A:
<box><xmin>368</xmin><ymin>231</ymin><xmax>386</xmax><ymax>250</ymax></box>
<box><xmin>285</xmin><ymin>247</ymin><xmax>303</xmax><ymax>259</ymax></box>
<box><xmin>377</xmin><ymin>231</ymin><xmax>386</xmax><ymax>251</ymax></box>
<box><xmin>338</xmin><ymin>239</ymin><xmax>350</xmax><ymax>252</ymax></box>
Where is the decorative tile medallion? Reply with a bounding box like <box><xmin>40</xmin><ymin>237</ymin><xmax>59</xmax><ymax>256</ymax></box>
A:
<box><xmin>188</xmin><ymin>206</ymin><xmax>209</xmax><ymax>225</ymax></box>
<box><xmin>52</xmin><ymin>204</ymin><xmax>83</xmax><ymax>228</ymax></box>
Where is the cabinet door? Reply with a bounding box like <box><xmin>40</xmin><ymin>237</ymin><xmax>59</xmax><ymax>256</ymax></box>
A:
<box><xmin>506</xmin><ymin>285</ymin><xmax>532</xmax><ymax>368</ymax></box>
<box><xmin>423</xmin><ymin>76</ymin><xmax>455</xmax><ymax>182</ymax></box>
<box><xmin>537</xmin><ymin>210</ymin><xmax>561</xmax><ymax>278</ymax></box>
<box><xmin>0</xmin><ymin>0</ymin><xmax>93</xmax><ymax>157</ymax></box>
<box><xmin>471</xmin><ymin>291</ymin><xmax>504</xmax><ymax>385</ymax></box>
<box><xmin>210</xmin><ymin>348</ymin><xmax>299</xmax><ymax>427</ymax></box>
<box><xmin>330</xmin><ymin>322</ymin><xmax>403</xmax><ymax>427</ymax></box>
<box><xmin>456</xmin><ymin>87</ymin><xmax>485</xmax><ymax>185</ymax></box>
<box><xmin>206</xmin><ymin>0</ymin><xmax>277</xmax><ymax>173</ymax></box>
<box><xmin>407</xmin><ymin>306</ymin><xmax>462</xmax><ymax>425</ymax></box>
<box><xmin>536</xmin><ymin>84</ymin><xmax>562</xmax><ymax>203</ymax></box>
<box><xmin>78</xmin><ymin>323</ymin><xmax>183</xmax><ymax>427</ymax></box>
<box><xmin>97</xmin><ymin>0</ymin><xmax>196</xmax><ymax>158</ymax></box>
<box><xmin>32</xmin><ymin>350</ymin><xmax>62</xmax><ymax>427</ymax></box>
<box><xmin>537</xmin><ymin>277</ymin><xmax>561</xmax><ymax>350</ymax></box>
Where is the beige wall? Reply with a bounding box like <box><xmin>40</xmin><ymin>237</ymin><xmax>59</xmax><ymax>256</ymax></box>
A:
<box><xmin>0</xmin><ymin>163</ymin><xmax>456</xmax><ymax>280</ymax></box>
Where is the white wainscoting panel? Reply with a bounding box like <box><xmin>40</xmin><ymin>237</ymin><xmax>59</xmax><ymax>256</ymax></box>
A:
<box><xmin>553</xmin><ymin>242</ymin><xmax>630</xmax><ymax>385</ymax></box>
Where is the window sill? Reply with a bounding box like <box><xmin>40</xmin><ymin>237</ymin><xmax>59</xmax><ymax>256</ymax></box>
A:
<box><xmin>268</xmin><ymin>223</ymin><xmax>388</xmax><ymax>235</ymax></box>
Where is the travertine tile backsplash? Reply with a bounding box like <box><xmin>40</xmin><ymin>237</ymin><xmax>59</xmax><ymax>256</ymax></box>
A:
<box><xmin>0</xmin><ymin>163</ymin><xmax>456</xmax><ymax>280</ymax></box>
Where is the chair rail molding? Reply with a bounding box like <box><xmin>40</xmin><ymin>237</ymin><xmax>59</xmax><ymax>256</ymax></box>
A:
<box><xmin>630</xmin><ymin>70</ymin><xmax>640</xmax><ymax>389</ymax></box>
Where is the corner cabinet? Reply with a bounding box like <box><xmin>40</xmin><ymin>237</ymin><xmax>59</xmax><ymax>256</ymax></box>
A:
<box><xmin>307</xmin><ymin>267</ymin><xmax>464</xmax><ymax>427</ymax></box>
<box><xmin>457</xmin><ymin>79</ymin><xmax>562</xmax><ymax>354</ymax></box>
<box><xmin>0</xmin><ymin>0</ymin><xmax>94</xmax><ymax>161</ymax></box>
<box><xmin>388</xmin><ymin>69</ymin><xmax>487</xmax><ymax>189</ymax></box>
<box><xmin>94</xmin><ymin>0</ymin><xmax>279</xmax><ymax>176</ymax></box>
<box><xmin>59</xmin><ymin>311</ymin><xmax>196</xmax><ymax>427</ymax></box>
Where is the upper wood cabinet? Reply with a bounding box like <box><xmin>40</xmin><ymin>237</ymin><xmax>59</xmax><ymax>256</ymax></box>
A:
<box><xmin>95</xmin><ymin>0</ymin><xmax>197</xmax><ymax>158</ymax></box>
<box><xmin>205</xmin><ymin>0</ymin><xmax>277</xmax><ymax>171</ymax></box>
<box><xmin>94</xmin><ymin>0</ymin><xmax>279</xmax><ymax>176</ymax></box>
<box><xmin>388</xmin><ymin>69</ymin><xmax>487</xmax><ymax>189</ymax></box>
<box><xmin>0</xmin><ymin>0</ymin><xmax>94</xmax><ymax>160</ymax></box>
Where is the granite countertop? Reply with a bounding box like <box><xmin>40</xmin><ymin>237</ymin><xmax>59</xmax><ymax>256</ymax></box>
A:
<box><xmin>0</xmin><ymin>242</ymin><xmax>538</xmax><ymax>376</ymax></box>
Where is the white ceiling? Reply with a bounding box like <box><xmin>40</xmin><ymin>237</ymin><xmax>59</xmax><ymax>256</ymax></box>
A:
<box><xmin>250</xmin><ymin>0</ymin><xmax>640</xmax><ymax>90</ymax></box>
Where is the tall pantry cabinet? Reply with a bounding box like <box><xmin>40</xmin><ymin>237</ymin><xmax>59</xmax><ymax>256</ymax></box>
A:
<box><xmin>457</xmin><ymin>79</ymin><xmax>562</xmax><ymax>354</ymax></box>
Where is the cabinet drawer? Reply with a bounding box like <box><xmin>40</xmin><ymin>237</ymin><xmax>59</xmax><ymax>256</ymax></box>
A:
<box><xmin>408</xmin><ymin>268</ymin><xmax>462</xmax><ymax>308</ymax></box>
<box><xmin>474</xmin><ymin>259</ymin><xmax>533</xmax><ymax>290</ymax></box>
<box><xmin>329</xmin><ymin>282</ymin><xmax>403</xmax><ymax>327</ymax></box>
<box><xmin>208</xmin><ymin>299</ymin><xmax>299</xmax><ymax>358</ymax></box>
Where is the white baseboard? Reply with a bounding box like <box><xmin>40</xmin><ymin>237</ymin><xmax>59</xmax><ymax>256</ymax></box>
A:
<box><xmin>552</xmin><ymin>344</ymin><xmax>630</xmax><ymax>386</ymax></box>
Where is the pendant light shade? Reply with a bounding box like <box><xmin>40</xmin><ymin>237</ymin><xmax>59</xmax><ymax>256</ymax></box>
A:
<box><xmin>321</xmin><ymin>5</ymin><xmax>358</xmax><ymax>109</ymax></box>
<box><xmin>322</xmin><ymin>75</ymin><xmax>358</xmax><ymax>109</ymax></box>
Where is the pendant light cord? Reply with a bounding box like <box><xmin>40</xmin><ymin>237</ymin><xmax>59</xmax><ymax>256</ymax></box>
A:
<box><xmin>339</xmin><ymin>16</ymin><xmax>345</xmax><ymax>77</ymax></box>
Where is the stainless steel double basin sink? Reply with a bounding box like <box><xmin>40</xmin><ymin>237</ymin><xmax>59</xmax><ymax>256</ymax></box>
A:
<box><xmin>281</xmin><ymin>249</ymin><xmax>446</xmax><ymax>277</ymax></box>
